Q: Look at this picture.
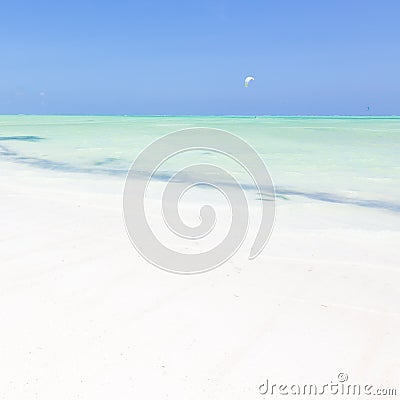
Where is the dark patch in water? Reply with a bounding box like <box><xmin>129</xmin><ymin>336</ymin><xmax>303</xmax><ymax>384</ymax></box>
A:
<box><xmin>133</xmin><ymin>174</ymin><xmax>400</xmax><ymax>213</ymax></box>
<box><xmin>1</xmin><ymin>143</ymin><xmax>399</xmax><ymax>213</ymax></box>
<box><xmin>94</xmin><ymin>157</ymin><xmax>119</xmax><ymax>166</ymax></box>
<box><xmin>273</xmin><ymin>187</ymin><xmax>400</xmax><ymax>213</ymax></box>
<box><xmin>0</xmin><ymin>145</ymin><xmax>17</xmax><ymax>157</ymax></box>
<box><xmin>0</xmin><ymin>135</ymin><xmax>45</xmax><ymax>142</ymax></box>
<box><xmin>0</xmin><ymin>144</ymin><xmax>125</xmax><ymax>176</ymax></box>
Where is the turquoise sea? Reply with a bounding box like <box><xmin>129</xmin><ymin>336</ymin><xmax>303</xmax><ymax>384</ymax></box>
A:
<box><xmin>0</xmin><ymin>115</ymin><xmax>399</xmax><ymax>212</ymax></box>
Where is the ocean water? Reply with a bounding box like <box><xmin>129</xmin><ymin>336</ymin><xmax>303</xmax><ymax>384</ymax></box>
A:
<box><xmin>0</xmin><ymin>115</ymin><xmax>399</xmax><ymax>212</ymax></box>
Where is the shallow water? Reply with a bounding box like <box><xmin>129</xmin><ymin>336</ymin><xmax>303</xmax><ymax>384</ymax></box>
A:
<box><xmin>1</xmin><ymin>115</ymin><xmax>399</xmax><ymax>211</ymax></box>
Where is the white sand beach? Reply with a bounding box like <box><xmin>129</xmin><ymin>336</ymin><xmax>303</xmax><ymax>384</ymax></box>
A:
<box><xmin>1</xmin><ymin>155</ymin><xmax>399</xmax><ymax>399</ymax></box>
<box><xmin>2</xmin><ymin>0</ymin><xmax>400</xmax><ymax>394</ymax></box>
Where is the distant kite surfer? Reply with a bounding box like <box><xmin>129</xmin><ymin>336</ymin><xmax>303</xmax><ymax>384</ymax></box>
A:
<box><xmin>244</xmin><ymin>76</ymin><xmax>254</xmax><ymax>87</ymax></box>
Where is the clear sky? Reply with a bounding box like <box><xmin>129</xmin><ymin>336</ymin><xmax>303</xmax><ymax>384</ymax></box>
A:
<box><xmin>1</xmin><ymin>0</ymin><xmax>399</xmax><ymax>115</ymax></box>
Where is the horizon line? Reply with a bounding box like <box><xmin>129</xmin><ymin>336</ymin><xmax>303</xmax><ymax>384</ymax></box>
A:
<box><xmin>1</xmin><ymin>114</ymin><xmax>400</xmax><ymax>118</ymax></box>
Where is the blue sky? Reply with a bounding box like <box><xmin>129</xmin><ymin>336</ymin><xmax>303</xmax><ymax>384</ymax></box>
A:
<box><xmin>1</xmin><ymin>0</ymin><xmax>399</xmax><ymax>115</ymax></box>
